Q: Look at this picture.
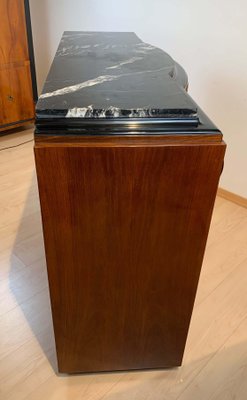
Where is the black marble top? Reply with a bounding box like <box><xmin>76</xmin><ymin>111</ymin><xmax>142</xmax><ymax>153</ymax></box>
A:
<box><xmin>35</xmin><ymin>31</ymin><xmax>220</xmax><ymax>134</ymax></box>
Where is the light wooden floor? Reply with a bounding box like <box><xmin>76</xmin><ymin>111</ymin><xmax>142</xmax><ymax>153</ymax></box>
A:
<box><xmin>1</xmin><ymin>129</ymin><xmax>247</xmax><ymax>400</ymax></box>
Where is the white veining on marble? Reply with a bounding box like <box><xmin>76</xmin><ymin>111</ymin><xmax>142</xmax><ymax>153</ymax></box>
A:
<box><xmin>65</xmin><ymin>105</ymin><xmax>151</xmax><ymax>118</ymax></box>
<box><xmin>56</xmin><ymin>40</ymin><xmax>158</xmax><ymax>58</ymax></box>
<box><xmin>40</xmin><ymin>75</ymin><xmax>119</xmax><ymax>99</ymax></box>
<box><xmin>60</xmin><ymin>45</ymin><xmax>75</xmax><ymax>55</ymax></box>
<box><xmin>135</xmin><ymin>42</ymin><xmax>157</xmax><ymax>54</ymax></box>
<box><xmin>66</xmin><ymin>107</ymin><xmax>90</xmax><ymax>117</ymax></box>
<box><xmin>63</xmin><ymin>33</ymin><xmax>96</xmax><ymax>38</ymax></box>
<box><xmin>136</xmin><ymin>43</ymin><xmax>156</xmax><ymax>50</ymax></box>
<box><xmin>129</xmin><ymin>108</ymin><xmax>148</xmax><ymax>118</ymax></box>
<box><xmin>108</xmin><ymin>106</ymin><xmax>121</xmax><ymax>117</ymax></box>
<box><xmin>57</xmin><ymin>44</ymin><xmax>93</xmax><ymax>57</ymax></box>
<box><xmin>40</xmin><ymin>67</ymin><xmax>169</xmax><ymax>100</ymax></box>
<box><xmin>106</xmin><ymin>57</ymin><xmax>143</xmax><ymax>70</ymax></box>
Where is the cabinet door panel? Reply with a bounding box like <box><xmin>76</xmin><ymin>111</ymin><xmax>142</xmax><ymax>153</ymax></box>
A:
<box><xmin>0</xmin><ymin>0</ymin><xmax>29</xmax><ymax>64</ymax></box>
<box><xmin>0</xmin><ymin>63</ymin><xmax>34</xmax><ymax>125</ymax></box>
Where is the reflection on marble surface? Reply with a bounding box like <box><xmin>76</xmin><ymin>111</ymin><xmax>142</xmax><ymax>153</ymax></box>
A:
<box><xmin>36</xmin><ymin>31</ymin><xmax>197</xmax><ymax>121</ymax></box>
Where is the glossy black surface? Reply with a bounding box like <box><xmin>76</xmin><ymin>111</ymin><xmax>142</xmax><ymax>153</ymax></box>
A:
<box><xmin>35</xmin><ymin>31</ymin><xmax>220</xmax><ymax>134</ymax></box>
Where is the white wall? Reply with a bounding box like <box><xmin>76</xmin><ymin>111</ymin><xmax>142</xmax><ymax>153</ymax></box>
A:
<box><xmin>30</xmin><ymin>0</ymin><xmax>247</xmax><ymax>198</ymax></box>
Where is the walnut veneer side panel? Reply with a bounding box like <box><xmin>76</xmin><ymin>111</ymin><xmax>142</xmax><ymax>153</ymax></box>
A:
<box><xmin>35</xmin><ymin>140</ymin><xmax>226</xmax><ymax>373</ymax></box>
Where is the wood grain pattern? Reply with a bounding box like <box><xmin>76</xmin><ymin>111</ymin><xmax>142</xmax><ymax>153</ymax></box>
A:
<box><xmin>35</xmin><ymin>132</ymin><xmax>223</xmax><ymax>146</ymax></box>
<box><xmin>34</xmin><ymin>137</ymin><xmax>225</xmax><ymax>373</ymax></box>
<box><xmin>0</xmin><ymin>0</ymin><xmax>29</xmax><ymax>64</ymax></box>
<box><xmin>0</xmin><ymin>63</ymin><xmax>34</xmax><ymax>126</ymax></box>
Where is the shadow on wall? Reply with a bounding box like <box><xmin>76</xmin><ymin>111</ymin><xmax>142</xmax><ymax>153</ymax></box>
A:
<box><xmin>193</xmin><ymin>68</ymin><xmax>246</xmax><ymax>193</ymax></box>
<box><xmin>29</xmin><ymin>0</ymin><xmax>51</xmax><ymax>93</ymax></box>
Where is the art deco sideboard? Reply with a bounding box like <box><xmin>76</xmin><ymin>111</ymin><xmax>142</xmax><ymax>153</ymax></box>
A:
<box><xmin>34</xmin><ymin>31</ymin><xmax>226</xmax><ymax>373</ymax></box>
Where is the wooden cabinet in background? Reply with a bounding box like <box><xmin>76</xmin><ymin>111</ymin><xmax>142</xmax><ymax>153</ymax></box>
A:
<box><xmin>0</xmin><ymin>0</ymin><xmax>37</xmax><ymax>132</ymax></box>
